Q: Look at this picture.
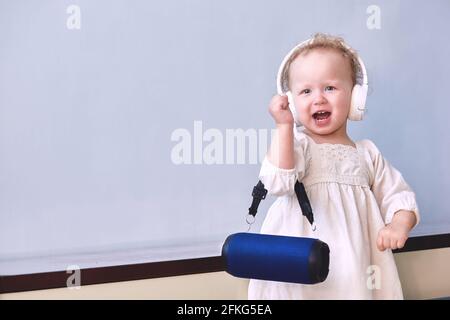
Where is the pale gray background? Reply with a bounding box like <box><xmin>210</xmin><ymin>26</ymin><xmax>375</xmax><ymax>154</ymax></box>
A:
<box><xmin>1</xmin><ymin>0</ymin><xmax>449</xmax><ymax>274</ymax></box>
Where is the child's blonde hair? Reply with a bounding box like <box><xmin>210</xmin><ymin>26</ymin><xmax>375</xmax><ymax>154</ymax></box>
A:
<box><xmin>280</xmin><ymin>33</ymin><xmax>363</xmax><ymax>92</ymax></box>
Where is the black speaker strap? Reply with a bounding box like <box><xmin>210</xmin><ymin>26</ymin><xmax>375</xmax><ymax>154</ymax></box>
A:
<box><xmin>294</xmin><ymin>180</ymin><xmax>314</xmax><ymax>226</ymax></box>
<box><xmin>248</xmin><ymin>181</ymin><xmax>267</xmax><ymax>218</ymax></box>
<box><xmin>248</xmin><ymin>180</ymin><xmax>314</xmax><ymax>227</ymax></box>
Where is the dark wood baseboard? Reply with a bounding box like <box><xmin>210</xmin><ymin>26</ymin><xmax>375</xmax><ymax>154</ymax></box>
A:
<box><xmin>1</xmin><ymin>233</ymin><xmax>448</xmax><ymax>294</ymax></box>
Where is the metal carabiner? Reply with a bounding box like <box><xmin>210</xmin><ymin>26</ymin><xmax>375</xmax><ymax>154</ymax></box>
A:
<box><xmin>245</xmin><ymin>214</ymin><xmax>255</xmax><ymax>232</ymax></box>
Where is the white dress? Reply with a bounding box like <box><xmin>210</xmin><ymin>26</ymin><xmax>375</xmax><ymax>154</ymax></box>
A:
<box><xmin>248</xmin><ymin>127</ymin><xmax>420</xmax><ymax>300</ymax></box>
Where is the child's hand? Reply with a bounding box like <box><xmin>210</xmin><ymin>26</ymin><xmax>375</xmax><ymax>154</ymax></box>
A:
<box><xmin>269</xmin><ymin>94</ymin><xmax>294</xmax><ymax>126</ymax></box>
<box><xmin>376</xmin><ymin>210</ymin><xmax>416</xmax><ymax>251</ymax></box>
<box><xmin>376</xmin><ymin>224</ymin><xmax>409</xmax><ymax>251</ymax></box>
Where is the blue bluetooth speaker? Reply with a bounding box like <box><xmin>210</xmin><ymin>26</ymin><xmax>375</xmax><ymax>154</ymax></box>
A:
<box><xmin>222</xmin><ymin>232</ymin><xmax>330</xmax><ymax>284</ymax></box>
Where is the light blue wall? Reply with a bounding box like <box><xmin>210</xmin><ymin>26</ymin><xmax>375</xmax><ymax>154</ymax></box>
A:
<box><xmin>1</xmin><ymin>0</ymin><xmax>449</xmax><ymax>273</ymax></box>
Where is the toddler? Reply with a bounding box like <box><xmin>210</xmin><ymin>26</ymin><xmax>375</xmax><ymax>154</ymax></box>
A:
<box><xmin>248</xmin><ymin>33</ymin><xmax>419</xmax><ymax>299</ymax></box>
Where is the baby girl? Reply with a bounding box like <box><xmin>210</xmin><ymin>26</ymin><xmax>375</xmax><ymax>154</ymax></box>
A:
<box><xmin>248</xmin><ymin>33</ymin><xmax>419</xmax><ymax>299</ymax></box>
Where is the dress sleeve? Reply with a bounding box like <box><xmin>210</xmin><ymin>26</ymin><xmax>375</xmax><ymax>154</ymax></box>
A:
<box><xmin>362</xmin><ymin>139</ymin><xmax>420</xmax><ymax>226</ymax></box>
<box><xmin>258</xmin><ymin>130</ymin><xmax>309</xmax><ymax>197</ymax></box>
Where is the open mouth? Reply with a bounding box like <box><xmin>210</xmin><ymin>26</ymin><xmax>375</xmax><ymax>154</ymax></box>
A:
<box><xmin>312</xmin><ymin>111</ymin><xmax>331</xmax><ymax>120</ymax></box>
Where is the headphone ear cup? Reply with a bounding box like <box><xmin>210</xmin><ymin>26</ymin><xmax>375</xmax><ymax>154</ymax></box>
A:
<box><xmin>286</xmin><ymin>91</ymin><xmax>301</xmax><ymax>126</ymax></box>
<box><xmin>349</xmin><ymin>84</ymin><xmax>368</xmax><ymax>121</ymax></box>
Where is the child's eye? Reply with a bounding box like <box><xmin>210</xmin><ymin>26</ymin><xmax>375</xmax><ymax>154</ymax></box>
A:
<box><xmin>300</xmin><ymin>89</ymin><xmax>311</xmax><ymax>95</ymax></box>
<box><xmin>325</xmin><ymin>86</ymin><xmax>336</xmax><ymax>92</ymax></box>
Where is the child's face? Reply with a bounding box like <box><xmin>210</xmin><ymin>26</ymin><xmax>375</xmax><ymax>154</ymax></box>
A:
<box><xmin>289</xmin><ymin>48</ymin><xmax>354</xmax><ymax>137</ymax></box>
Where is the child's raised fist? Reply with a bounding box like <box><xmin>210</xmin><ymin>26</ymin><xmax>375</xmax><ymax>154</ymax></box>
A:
<box><xmin>268</xmin><ymin>94</ymin><xmax>294</xmax><ymax>126</ymax></box>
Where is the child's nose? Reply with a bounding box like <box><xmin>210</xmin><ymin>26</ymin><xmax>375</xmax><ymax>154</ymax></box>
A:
<box><xmin>313</xmin><ymin>93</ymin><xmax>327</xmax><ymax>106</ymax></box>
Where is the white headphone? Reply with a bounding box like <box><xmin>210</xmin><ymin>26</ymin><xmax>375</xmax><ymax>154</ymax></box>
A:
<box><xmin>276</xmin><ymin>38</ymin><xmax>369</xmax><ymax>125</ymax></box>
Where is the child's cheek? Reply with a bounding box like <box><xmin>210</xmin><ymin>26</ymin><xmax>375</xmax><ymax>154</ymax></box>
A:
<box><xmin>334</xmin><ymin>94</ymin><xmax>351</xmax><ymax>113</ymax></box>
<box><xmin>297</xmin><ymin>104</ymin><xmax>311</xmax><ymax>122</ymax></box>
